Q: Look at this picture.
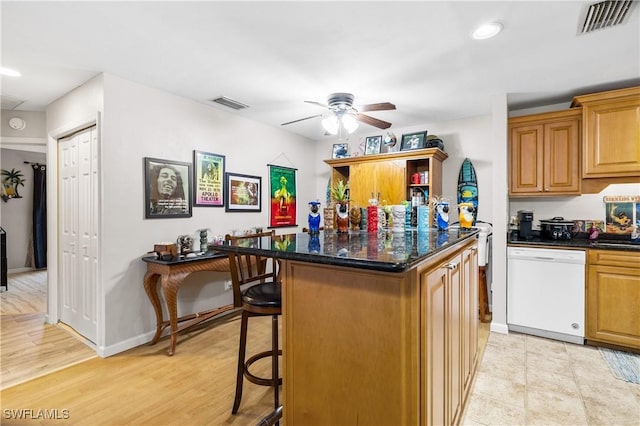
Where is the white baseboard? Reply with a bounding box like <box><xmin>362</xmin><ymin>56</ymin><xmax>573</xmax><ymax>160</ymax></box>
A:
<box><xmin>490</xmin><ymin>322</ymin><xmax>509</xmax><ymax>334</ymax></box>
<box><xmin>97</xmin><ymin>330</ymin><xmax>158</xmax><ymax>358</ymax></box>
<box><xmin>8</xmin><ymin>267</ymin><xmax>38</xmax><ymax>274</ymax></box>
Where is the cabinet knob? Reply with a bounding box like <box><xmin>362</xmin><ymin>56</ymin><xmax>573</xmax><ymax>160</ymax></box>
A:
<box><xmin>446</xmin><ymin>262</ymin><xmax>459</xmax><ymax>270</ymax></box>
<box><xmin>538</xmin><ymin>188</ymin><xmax>543</xmax><ymax>192</ymax></box>
<box><xmin>545</xmin><ymin>188</ymin><xmax>549</xmax><ymax>191</ymax></box>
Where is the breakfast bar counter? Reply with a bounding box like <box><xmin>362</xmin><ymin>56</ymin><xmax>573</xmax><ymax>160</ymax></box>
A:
<box><xmin>215</xmin><ymin>228</ymin><xmax>480</xmax><ymax>425</ymax></box>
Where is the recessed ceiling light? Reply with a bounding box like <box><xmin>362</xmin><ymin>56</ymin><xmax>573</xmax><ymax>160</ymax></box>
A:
<box><xmin>472</xmin><ymin>22</ymin><xmax>503</xmax><ymax>40</ymax></box>
<box><xmin>0</xmin><ymin>67</ymin><xmax>21</xmax><ymax>77</ymax></box>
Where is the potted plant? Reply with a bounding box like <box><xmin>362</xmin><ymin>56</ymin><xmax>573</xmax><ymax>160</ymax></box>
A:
<box><xmin>331</xmin><ymin>179</ymin><xmax>349</xmax><ymax>233</ymax></box>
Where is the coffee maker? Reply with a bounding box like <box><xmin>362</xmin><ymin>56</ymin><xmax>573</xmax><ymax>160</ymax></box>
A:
<box><xmin>517</xmin><ymin>210</ymin><xmax>534</xmax><ymax>240</ymax></box>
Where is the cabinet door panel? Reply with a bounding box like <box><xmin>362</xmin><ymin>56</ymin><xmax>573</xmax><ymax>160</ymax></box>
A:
<box><xmin>448</xmin><ymin>259</ymin><xmax>463</xmax><ymax>425</ymax></box>
<box><xmin>350</xmin><ymin>161</ymin><xmax>405</xmax><ymax>208</ymax></box>
<box><xmin>509</xmin><ymin>125</ymin><xmax>543</xmax><ymax>194</ymax></box>
<box><xmin>583</xmin><ymin>99</ymin><xmax>640</xmax><ymax>177</ymax></box>
<box><xmin>544</xmin><ymin>119</ymin><xmax>580</xmax><ymax>193</ymax></box>
<box><xmin>422</xmin><ymin>266</ymin><xmax>447</xmax><ymax>426</ymax></box>
<box><xmin>587</xmin><ymin>264</ymin><xmax>640</xmax><ymax>349</ymax></box>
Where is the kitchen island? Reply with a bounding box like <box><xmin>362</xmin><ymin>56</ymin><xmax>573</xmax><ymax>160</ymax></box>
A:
<box><xmin>215</xmin><ymin>228</ymin><xmax>479</xmax><ymax>425</ymax></box>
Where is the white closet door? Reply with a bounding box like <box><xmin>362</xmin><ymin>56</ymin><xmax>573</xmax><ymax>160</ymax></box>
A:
<box><xmin>59</xmin><ymin>126</ymin><xmax>98</xmax><ymax>343</ymax></box>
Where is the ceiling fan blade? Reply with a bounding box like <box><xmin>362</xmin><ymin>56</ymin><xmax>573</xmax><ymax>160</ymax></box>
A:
<box><xmin>281</xmin><ymin>114</ymin><xmax>323</xmax><ymax>126</ymax></box>
<box><xmin>304</xmin><ymin>100</ymin><xmax>329</xmax><ymax>108</ymax></box>
<box><xmin>356</xmin><ymin>113</ymin><xmax>392</xmax><ymax>129</ymax></box>
<box><xmin>359</xmin><ymin>102</ymin><xmax>396</xmax><ymax>112</ymax></box>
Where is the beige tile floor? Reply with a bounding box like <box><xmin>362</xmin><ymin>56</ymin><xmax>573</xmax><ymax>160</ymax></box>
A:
<box><xmin>462</xmin><ymin>332</ymin><xmax>640</xmax><ymax>426</ymax></box>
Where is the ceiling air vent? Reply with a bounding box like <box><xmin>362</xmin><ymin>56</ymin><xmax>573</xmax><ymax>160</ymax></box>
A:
<box><xmin>580</xmin><ymin>0</ymin><xmax>635</xmax><ymax>34</ymax></box>
<box><xmin>211</xmin><ymin>96</ymin><xmax>250</xmax><ymax>110</ymax></box>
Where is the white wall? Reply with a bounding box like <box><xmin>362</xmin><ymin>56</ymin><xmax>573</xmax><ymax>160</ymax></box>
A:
<box><xmin>313</xmin><ymin>116</ymin><xmax>494</xmax><ymax>223</ymax></box>
<box><xmin>0</xmin><ymin>148</ymin><xmax>46</xmax><ymax>270</ymax></box>
<box><xmin>510</xmin><ymin>183</ymin><xmax>640</xmax><ymax>229</ymax></box>
<box><xmin>47</xmin><ymin>73</ymin><xmax>317</xmax><ymax>356</ymax></box>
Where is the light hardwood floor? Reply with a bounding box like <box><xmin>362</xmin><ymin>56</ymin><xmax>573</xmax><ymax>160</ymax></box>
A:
<box><xmin>0</xmin><ymin>270</ymin><xmax>489</xmax><ymax>425</ymax></box>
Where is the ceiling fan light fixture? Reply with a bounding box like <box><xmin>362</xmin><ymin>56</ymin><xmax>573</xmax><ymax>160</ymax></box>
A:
<box><xmin>472</xmin><ymin>22</ymin><xmax>503</xmax><ymax>39</ymax></box>
<box><xmin>342</xmin><ymin>113</ymin><xmax>359</xmax><ymax>133</ymax></box>
<box><xmin>322</xmin><ymin>114</ymin><xmax>339</xmax><ymax>135</ymax></box>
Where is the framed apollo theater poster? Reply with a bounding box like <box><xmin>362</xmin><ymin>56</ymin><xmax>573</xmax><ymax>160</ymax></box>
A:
<box><xmin>193</xmin><ymin>150</ymin><xmax>225</xmax><ymax>207</ymax></box>
<box><xmin>144</xmin><ymin>157</ymin><xmax>192</xmax><ymax>219</ymax></box>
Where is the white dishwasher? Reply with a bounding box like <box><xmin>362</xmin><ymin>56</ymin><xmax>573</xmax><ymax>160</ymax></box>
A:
<box><xmin>507</xmin><ymin>247</ymin><xmax>586</xmax><ymax>344</ymax></box>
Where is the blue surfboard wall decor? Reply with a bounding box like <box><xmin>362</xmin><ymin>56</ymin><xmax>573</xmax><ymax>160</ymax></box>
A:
<box><xmin>457</xmin><ymin>158</ymin><xmax>478</xmax><ymax>225</ymax></box>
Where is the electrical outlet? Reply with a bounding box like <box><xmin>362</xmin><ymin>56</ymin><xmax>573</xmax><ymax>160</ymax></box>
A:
<box><xmin>224</xmin><ymin>280</ymin><xmax>232</xmax><ymax>291</ymax></box>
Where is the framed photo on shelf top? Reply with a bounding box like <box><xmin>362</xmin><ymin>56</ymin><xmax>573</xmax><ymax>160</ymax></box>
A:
<box><xmin>364</xmin><ymin>135</ymin><xmax>382</xmax><ymax>155</ymax></box>
<box><xmin>332</xmin><ymin>143</ymin><xmax>349</xmax><ymax>159</ymax></box>
<box><xmin>144</xmin><ymin>157</ymin><xmax>192</xmax><ymax>219</ymax></box>
<box><xmin>400</xmin><ymin>131</ymin><xmax>427</xmax><ymax>151</ymax></box>
<box><xmin>224</xmin><ymin>172</ymin><xmax>261</xmax><ymax>212</ymax></box>
<box><xmin>193</xmin><ymin>150</ymin><xmax>225</xmax><ymax>207</ymax></box>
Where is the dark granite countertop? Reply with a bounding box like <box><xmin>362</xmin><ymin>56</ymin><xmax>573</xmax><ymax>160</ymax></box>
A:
<box><xmin>141</xmin><ymin>250</ymin><xmax>227</xmax><ymax>265</ymax></box>
<box><xmin>212</xmin><ymin>228</ymin><xmax>479</xmax><ymax>272</ymax></box>
<box><xmin>508</xmin><ymin>231</ymin><xmax>640</xmax><ymax>252</ymax></box>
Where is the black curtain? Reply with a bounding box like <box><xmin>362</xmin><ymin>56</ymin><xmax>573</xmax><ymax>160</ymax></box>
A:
<box><xmin>32</xmin><ymin>164</ymin><xmax>47</xmax><ymax>269</ymax></box>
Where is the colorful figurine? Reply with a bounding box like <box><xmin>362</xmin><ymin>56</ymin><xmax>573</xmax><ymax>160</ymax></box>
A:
<box><xmin>458</xmin><ymin>202</ymin><xmax>475</xmax><ymax>229</ymax></box>
<box><xmin>436</xmin><ymin>201</ymin><xmax>450</xmax><ymax>231</ymax></box>
<box><xmin>308</xmin><ymin>201</ymin><xmax>321</xmax><ymax>234</ymax></box>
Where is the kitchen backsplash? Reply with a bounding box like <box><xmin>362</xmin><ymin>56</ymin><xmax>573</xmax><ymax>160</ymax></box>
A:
<box><xmin>509</xmin><ymin>183</ymin><xmax>640</xmax><ymax>231</ymax></box>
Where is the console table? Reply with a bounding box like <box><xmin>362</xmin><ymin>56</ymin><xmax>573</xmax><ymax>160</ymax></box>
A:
<box><xmin>142</xmin><ymin>251</ymin><xmax>233</xmax><ymax>356</ymax></box>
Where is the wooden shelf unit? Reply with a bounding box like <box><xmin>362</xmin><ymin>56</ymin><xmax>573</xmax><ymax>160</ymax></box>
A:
<box><xmin>324</xmin><ymin>148</ymin><xmax>448</xmax><ymax>226</ymax></box>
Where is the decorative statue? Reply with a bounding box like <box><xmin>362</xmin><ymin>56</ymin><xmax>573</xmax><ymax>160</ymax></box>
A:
<box><xmin>197</xmin><ymin>228</ymin><xmax>211</xmax><ymax>253</ymax></box>
<box><xmin>430</xmin><ymin>196</ymin><xmax>450</xmax><ymax>231</ymax></box>
<box><xmin>458</xmin><ymin>203</ymin><xmax>475</xmax><ymax>229</ymax></box>
<box><xmin>349</xmin><ymin>207</ymin><xmax>361</xmax><ymax>231</ymax></box>
<box><xmin>331</xmin><ymin>180</ymin><xmax>349</xmax><ymax>233</ymax></box>
<box><xmin>308</xmin><ymin>201</ymin><xmax>321</xmax><ymax>234</ymax></box>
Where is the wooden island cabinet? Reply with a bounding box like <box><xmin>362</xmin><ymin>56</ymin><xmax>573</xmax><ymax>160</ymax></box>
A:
<box><xmin>215</xmin><ymin>229</ymin><xmax>479</xmax><ymax>425</ymax></box>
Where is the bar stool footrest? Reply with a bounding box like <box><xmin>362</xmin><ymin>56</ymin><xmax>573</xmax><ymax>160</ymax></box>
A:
<box><xmin>245</xmin><ymin>349</ymin><xmax>283</xmax><ymax>387</ymax></box>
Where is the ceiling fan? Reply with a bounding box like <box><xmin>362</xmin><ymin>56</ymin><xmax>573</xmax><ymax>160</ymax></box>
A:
<box><xmin>281</xmin><ymin>93</ymin><xmax>396</xmax><ymax>135</ymax></box>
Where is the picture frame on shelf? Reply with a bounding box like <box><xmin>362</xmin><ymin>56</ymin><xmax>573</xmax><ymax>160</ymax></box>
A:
<box><xmin>224</xmin><ymin>172</ymin><xmax>261</xmax><ymax>212</ymax></box>
<box><xmin>144</xmin><ymin>157</ymin><xmax>192</xmax><ymax>219</ymax></box>
<box><xmin>332</xmin><ymin>143</ymin><xmax>349</xmax><ymax>159</ymax></box>
<box><xmin>364</xmin><ymin>135</ymin><xmax>382</xmax><ymax>155</ymax></box>
<box><xmin>193</xmin><ymin>150</ymin><xmax>225</xmax><ymax>207</ymax></box>
<box><xmin>400</xmin><ymin>131</ymin><xmax>427</xmax><ymax>151</ymax></box>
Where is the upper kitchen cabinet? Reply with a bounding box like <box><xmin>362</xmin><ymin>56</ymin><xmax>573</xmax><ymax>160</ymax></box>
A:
<box><xmin>324</xmin><ymin>148</ymin><xmax>447</xmax><ymax>213</ymax></box>
<box><xmin>572</xmin><ymin>86</ymin><xmax>640</xmax><ymax>178</ymax></box>
<box><xmin>509</xmin><ymin>109</ymin><xmax>581</xmax><ymax>196</ymax></box>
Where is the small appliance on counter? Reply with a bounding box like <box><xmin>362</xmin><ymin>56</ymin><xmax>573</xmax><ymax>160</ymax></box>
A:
<box><xmin>540</xmin><ymin>217</ymin><xmax>575</xmax><ymax>240</ymax></box>
<box><xmin>517</xmin><ymin>210</ymin><xmax>534</xmax><ymax>240</ymax></box>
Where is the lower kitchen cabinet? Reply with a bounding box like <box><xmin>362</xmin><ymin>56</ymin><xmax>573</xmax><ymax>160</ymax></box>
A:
<box><xmin>422</xmin><ymin>243</ymin><xmax>478</xmax><ymax>425</ymax></box>
<box><xmin>587</xmin><ymin>249</ymin><xmax>640</xmax><ymax>350</ymax></box>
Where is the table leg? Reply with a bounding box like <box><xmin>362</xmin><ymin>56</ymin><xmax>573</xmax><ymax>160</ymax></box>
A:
<box><xmin>143</xmin><ymin>272</ymin><xmax>164</xmax><ymax>345</ymax></box>
<box><xmin>161</xmin><ymin>272</ymin><xmax>189</xmax><ymax>356</ymax></box>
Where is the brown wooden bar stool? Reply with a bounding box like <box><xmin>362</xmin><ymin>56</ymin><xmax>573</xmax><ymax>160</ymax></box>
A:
<box><xmin>225</xmin><ymin>231</ymin><xmax>282</xmax><ymax>415</ymax></box>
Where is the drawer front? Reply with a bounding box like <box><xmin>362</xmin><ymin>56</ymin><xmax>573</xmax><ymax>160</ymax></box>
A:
<box><xmin>588</xmin><ymin>249</ymin><xmax>640</xmax><ymax>267</ymax></box>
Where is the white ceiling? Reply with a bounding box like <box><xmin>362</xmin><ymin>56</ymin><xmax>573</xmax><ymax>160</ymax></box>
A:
<box><xmin>1</xmin><ymin>1</ymin><xmax>639</xmax><ymax>141</ymax></box>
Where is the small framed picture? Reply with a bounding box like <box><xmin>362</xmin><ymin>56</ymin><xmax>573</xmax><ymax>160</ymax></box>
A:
<box><xmin>400</xmin><ymin>131</ymin><xmax>427</xmax><ymax>151</ymax></box>
<box><xmin>144</xmin><ymin>157</ymin><xmax>192</xmax><ymax>219</ymax></box>
<box><xmin>193</xmin><ymin>150</ymin><xmax>225</xmax><ymax>207</ymax></box>
<box><xmin>332</xmin><ymin>143</ymin><xmax>349</xmax><ymax>159</ymax></box>
<box><xmin>364</xmin><ymin>135</ymin><xmax>382</xmax><ymax>155</ymax></box>
<box><xmin>224</xmin><ymin>172</ymin><xmax>261</xmax><ymax>212</ymax></box>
